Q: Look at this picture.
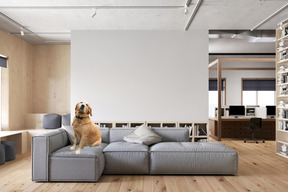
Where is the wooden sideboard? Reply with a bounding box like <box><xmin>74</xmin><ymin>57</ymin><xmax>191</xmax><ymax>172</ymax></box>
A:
<box><xmin>209</xmin><ymin>117</ymin><xmax>275</xmax><ymax>140</ymax></box>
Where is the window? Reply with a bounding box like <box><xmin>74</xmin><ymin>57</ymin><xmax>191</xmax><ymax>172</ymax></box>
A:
<box><xmin>242</xmin><ymin>79</ymin><xmax>275</xmax><ymax>106</ymax></box>
<box><xmin>209</xmin><ymin>79</ymin><xmax>226</xmax><ymax>117</ymax></box>
<box><xmin>0</xmin><ymin>55</ymin><xmax>7</xmax><ymax>131</ymax></box>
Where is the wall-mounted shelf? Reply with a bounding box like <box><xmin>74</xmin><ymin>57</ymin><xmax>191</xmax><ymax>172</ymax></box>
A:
<box><xmin>277</xmin><ymin>58</ymin><xmax>288</xmax><ymax>64</ymax></box>
<box><xmin>277</xmin><ymin>95</ymin><xmax>288</xmax><ymax>98</ymax></box>
<box><xmin>278</xmin><ymin>83</ymin><xmax>288</xmax><ymax>86</ymax></box>
<box><xmin>277</xmin><ymin>35</ymin><xmax>288</xmax><ymax>42</ymax></box>
<box><xmin>276</xmin><ymin>24</ymin><xmax>288</xmax><ymax>158</ymax></box>
<box><xmin>277</xmin><ymin>46</ymin><xmax>288</xmax><ymax>53</ymax></box>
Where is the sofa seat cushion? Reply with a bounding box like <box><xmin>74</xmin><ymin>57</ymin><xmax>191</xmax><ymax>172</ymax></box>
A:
<box><xmin>48</xmin><ymin>143</ymin><xmax>107</xmax><ymax>182</ymax></box>
<box><xmin>103</xmin><ymin>142</ymin><xmax>149</xmax><ymax>174</ymax></box>
<box><xmin>51</xmin><ymin>143</ymin><xmax>108</xmax><ymax>158</ymax></box>
<box><xmin>103</xmin><ymin>142</ymin><xmax>148</xmax><ymax>152</ymax></box>
<box><xmin>150</xmin><ymin>142</ymin><xmax>238</xmax><ymax>175</ymax></box>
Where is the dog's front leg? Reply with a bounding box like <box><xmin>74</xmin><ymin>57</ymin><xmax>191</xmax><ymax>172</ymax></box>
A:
<box><xmin>70</xmin><ymin>136</ymin><xmax>77</xmax><ymax>151</ymax></box>
<box><xmin>75</xmin><ymin>136</ymin><xmax>85</xmax><ymax>154</ymax></box>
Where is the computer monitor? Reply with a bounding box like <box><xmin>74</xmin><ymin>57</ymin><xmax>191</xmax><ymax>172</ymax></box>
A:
<box><xmin>266</xmin><ymin>105</ymin><xmax>276</xmax><ymax>118</ymax></box>
<box><xmin>229</xmin><ymin>105</ymin><xmax>245</xmax><ymax>118</ymax></box>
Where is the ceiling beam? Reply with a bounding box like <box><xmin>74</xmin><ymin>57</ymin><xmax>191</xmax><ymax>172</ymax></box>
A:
<box><xmin>0</xmin><ymin>5</ymin><xmax>184</xmax><ymax>9</ymax></box>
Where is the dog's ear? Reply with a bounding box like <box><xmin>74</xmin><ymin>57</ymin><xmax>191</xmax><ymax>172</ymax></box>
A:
<box><xmin>88</xmin><ymin>105</ymin><xmax>93</xmax><ymax>116</ymax></box>
<box><xmin>75</xmin><ymin>103</ymin><xmax>79</xmax><ymax>110</ymax></box>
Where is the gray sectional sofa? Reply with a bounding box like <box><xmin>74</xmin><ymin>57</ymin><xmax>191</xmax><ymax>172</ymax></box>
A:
<box><xmin>32</xmin><ymin>127</ymin><xmax>238</xmax><ymax>182</ymax></box>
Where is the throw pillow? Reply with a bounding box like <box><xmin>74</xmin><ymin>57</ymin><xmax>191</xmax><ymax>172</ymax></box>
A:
<box><xmin>62</xmin><ymin>125</ymin><xmax>79</xmax><ymax>145</ymax></box>
<box><xmin>124</xmin><ymin>124</ymin><xmax>162</xmax><ymax>145</ymax></box>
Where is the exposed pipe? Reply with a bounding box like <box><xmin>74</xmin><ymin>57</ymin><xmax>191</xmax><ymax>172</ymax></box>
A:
<box><xmin>0</xmin><ymin>5</ymin><xmax>184</xmax><ymax>9</ymax></box>
<box><xmin>251</xmin><ymin>2</ymin><xmax>288</xmax><ymax>31</ymax></box>
<box><xmin>184</xmin><ymin>0</ymin><xmax>203</xmax><ymax>31</ymax></box>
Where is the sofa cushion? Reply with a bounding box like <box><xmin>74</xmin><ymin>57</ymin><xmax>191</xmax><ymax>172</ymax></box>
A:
<box><xmin>63</xmin><ymin>125</ymin><xmax>110</xmax><ymax>144</ymax></box>
<box><xmin>151</xmin><ymin>128</ymin><xmax>189</xmax><ymax>142</ymax></box>
<box><xmin>124</xmin><ymin>124</ymin><xmax>161</xmax><ymax>145</ymax></box>
<box><xmin>49</xmin><ymin>143</ymin><xmax>107</xmax><ymax>182</ymax></box>
<box><xmin>109</xmin><ymin>127</ymin><xmax>189</xmax><ymax>143</ymax></box>
<box><xmin>109</xmin><ymin>128</ymin><xmax>135</xmax><ymax>143</ymax></box>
<box><xmin>103</xmin><ymin>142</ymin><xmax>148</xmax><ymax>152</ymax></box>
<box><xmin>103</xmin><ymin>142</ymin><xmax>149</xmax><ymax>174</ymax></box>
<box><xmin>51</xmin><ymin>143</ymin><xmax>108</xmax><ymax>158</ymax></box>
<box><xmin>150</xmin><ymin>142</ymin><xmax>238</xmax><ymax>175</ymax></box>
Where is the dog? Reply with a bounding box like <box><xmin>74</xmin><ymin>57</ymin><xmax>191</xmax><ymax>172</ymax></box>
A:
<box><xmin>70</xmin><ymin>101</ymin><xmax>102</xmax><ymax>154</ymax></box>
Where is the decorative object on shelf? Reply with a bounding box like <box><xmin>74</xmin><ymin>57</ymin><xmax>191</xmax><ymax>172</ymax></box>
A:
<box><xmin>278</xmin><ymin>39</ymin><xmax>284</xmax><ymax>51</ymax></box>
<box><xmin>280</xmin><ymin>50</ymin><xmax>287</xmax><ymax>61</ymax></box>
<box><xmin>280</xmin><ymin>85</ymin><xmax>287</xmax><ymax>95</ymax></box>
<box><xmin>281</xmin><ymin>27</ymin><xmax>288</xmax><ymax>38</ymax></box>
<box><xmin>281</xmin><ymin>144</ymin><xmax>287</xmax><ymax>154</ymax></box>
<box><xmin>279</xmin><ymin>100</ymin><xmax>285</xmax><ymax>107</ymax></box>
<box><xmin>279</xmin><ymin>65</ymin><xmax>285</xmax><ymax>73</ymax></box>
<box><xmin>278</xmin><ymin>73</ymin><xmax>284</xmax><ymax>83</ymax></box>
<box><xmin>279</xmin><ymin>109</ymin><xmax>285</xmax><ymax>118</ymax></box>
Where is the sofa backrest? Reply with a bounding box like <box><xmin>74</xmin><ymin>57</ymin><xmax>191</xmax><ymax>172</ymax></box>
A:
<box><xmin>152</xmin><ymin>128</ymin><xmax>189</xmax><ymax>142</ymax></box>
<box><xmin>109</xmin><ymin>127</ymin><xmax>189</xmax><ymax>143</ymax></box>
<box><xmin>99</xmin><ymin>128</ymin><xmax>110</xmax><ymax>143</ymax></box>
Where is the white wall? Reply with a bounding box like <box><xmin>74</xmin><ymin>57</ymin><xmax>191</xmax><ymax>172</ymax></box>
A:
<box><xmin>71</xmin><ymin>30</ymin><xmax>208</xmax><ymax>122</ymax></box>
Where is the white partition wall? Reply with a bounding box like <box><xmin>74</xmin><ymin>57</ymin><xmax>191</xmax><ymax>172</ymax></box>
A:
<box><xmin>71</xmin><ymin>30</ymin><xmax>208</xmax><ymax>122</ymax></box>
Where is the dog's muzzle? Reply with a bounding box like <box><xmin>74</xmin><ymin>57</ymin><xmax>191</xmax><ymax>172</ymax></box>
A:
<box><xmin>79</xmin><ymin>104</ymin><xmax>85</xmax><ymax>112</ymax></box>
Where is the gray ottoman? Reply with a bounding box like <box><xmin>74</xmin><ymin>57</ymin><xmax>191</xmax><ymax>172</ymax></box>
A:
<box><xmin>150</xmin><ymin>142</ymin><xmax>238</xmax><ymax>175</ymax></box>
<box><xmin>0</xmin><ymin>144</ymin><xmax>5</xmax><ymax>165</ymax></box>
<box><xmin>43</xmin><ymin>113</ymin><xmax>62</xmax><ymax>129</ymax></box>
<box><xmin>49</xmin><ymin>143</ymin><xmax>107</xmax><ymax>182</ymax></box>
<box><xmin>1</xmin><ymin>141</ymin><xmax>16</xmax><ymax>161</ymax></box>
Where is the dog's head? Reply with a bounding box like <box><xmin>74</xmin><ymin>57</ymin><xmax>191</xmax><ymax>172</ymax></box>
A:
<box><xmin>75</xmin><ymin>101</ymin><xmax>92</xmax><ymax>116</ymax></box>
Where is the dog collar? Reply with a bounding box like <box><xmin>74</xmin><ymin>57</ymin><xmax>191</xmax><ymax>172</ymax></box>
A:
<box><xmin>75</xmin><ymin>115</ymin><xmax>83</xmax><ymax>120</ymax></box>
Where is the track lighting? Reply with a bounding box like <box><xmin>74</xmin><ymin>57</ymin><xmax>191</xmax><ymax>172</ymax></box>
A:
<box><xmin>184</xmin><ymin>5</ymin><xmax>188</xmax><ymax>15</ymax></box>
<box><xmin>231</xmin><ymin>30</ymin><xmax>237</xmax><ymax>38</ymax></box>
<box><xmin>91</xmin><ymin>8</ymin><xmax>96</xmax><ymax>18</ymax></box>
<box><xmin>20</xmin><ymin>28</ymin><xmax>24</xmax><ymax>36</ymax></box>
<box><xmin>280</xmin><ymin>22</ymin><xmax>283</xmax><ymax>30</ymax></box>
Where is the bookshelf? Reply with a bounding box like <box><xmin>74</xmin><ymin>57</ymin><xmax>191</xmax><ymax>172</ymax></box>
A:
<box><xmin>276</xmin><ymin>22</ymin><xmax>288</xmax><ymax>159</ymax></box>
<box><xmin>94</xmin><ymin>121</ymin><xmax>209</xmax><ymax>142</ymax></box>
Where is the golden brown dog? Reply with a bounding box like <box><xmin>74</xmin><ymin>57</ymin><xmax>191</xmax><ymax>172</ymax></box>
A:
<box><xmin>70</xmin><ymin>101</ymin><xmax>102</xmax><ymax>154</ymax></box>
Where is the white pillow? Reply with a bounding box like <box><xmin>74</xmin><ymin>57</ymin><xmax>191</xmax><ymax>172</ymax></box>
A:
<box><xmin>62</xmin><ymin>125</ymin><xmax>79</xmax><ymax>145</ymax></box>
<box><xmin>124</xmin><ymin>124</ymin><xmax>162</xmax><ymax>145</ymax></box>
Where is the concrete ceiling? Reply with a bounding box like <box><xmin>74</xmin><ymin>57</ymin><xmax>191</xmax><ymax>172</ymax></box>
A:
<box><xmin>0</xmin><ymin>0</ymin><xmax>287</xmax><ymax>45</ymax></box>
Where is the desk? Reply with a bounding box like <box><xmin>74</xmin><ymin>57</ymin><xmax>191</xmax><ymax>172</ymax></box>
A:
<box><xmin>209</xmin><ymin>117</ymin><xmax>275</xmax><ymax>141</ymax></box>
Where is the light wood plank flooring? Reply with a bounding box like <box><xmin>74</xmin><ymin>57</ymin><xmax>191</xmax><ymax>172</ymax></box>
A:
<box><xmin>0</xmin><ymin>139</ymin><xmax>288</xmax><ymax>192</ymax></box>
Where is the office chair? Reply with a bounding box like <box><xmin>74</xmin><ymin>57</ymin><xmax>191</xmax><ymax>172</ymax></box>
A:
<box><xmin>244</xmin><ymin>118</ymin><xmax>265</xmax><ymax>144</ymax></box>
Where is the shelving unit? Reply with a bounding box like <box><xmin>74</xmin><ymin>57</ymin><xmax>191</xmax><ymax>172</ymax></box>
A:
<box><xmin>276</xmin><ymin>22</ymin><xmax>288</xmax><ymax>159</ymax></box>
<box><xmin>94</xmin><ymin>121</ymin><xmax>209</xmax><ymax>142</ymax></box>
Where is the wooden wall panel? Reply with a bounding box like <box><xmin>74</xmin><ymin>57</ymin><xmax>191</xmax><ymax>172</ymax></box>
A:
<box><xmin>0</xmin><ymin>30</ymin><xmax>33</xmax><ymax>131</ymax></box>
<box><xmin>32</xmin><ymin>45</ymin><xmax>70</xmax><ymax>114</ymax></box>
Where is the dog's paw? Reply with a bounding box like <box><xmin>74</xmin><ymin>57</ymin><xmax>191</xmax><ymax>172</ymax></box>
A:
<box><xmin>70</xmin><ymin>146</ymin><xmax>76</xmax><ymax>151</ymax></box>
<box><xmin>75</xmin><ymin>149</ymin><xmax>81</xmax><ymax>155</ymax></box>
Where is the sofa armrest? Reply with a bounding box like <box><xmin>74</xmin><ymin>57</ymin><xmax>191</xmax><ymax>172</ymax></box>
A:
<box><xmin>32</xmin><ymin>128</ymin><xmax>69</xmax><ymax>181</ymax></box>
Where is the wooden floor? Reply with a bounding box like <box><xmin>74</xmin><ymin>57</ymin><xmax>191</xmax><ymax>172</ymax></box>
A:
<box><xmin>1</xmin><ymin>139</ymin><xmax>288</xmax><ymax>192</ymax></box>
